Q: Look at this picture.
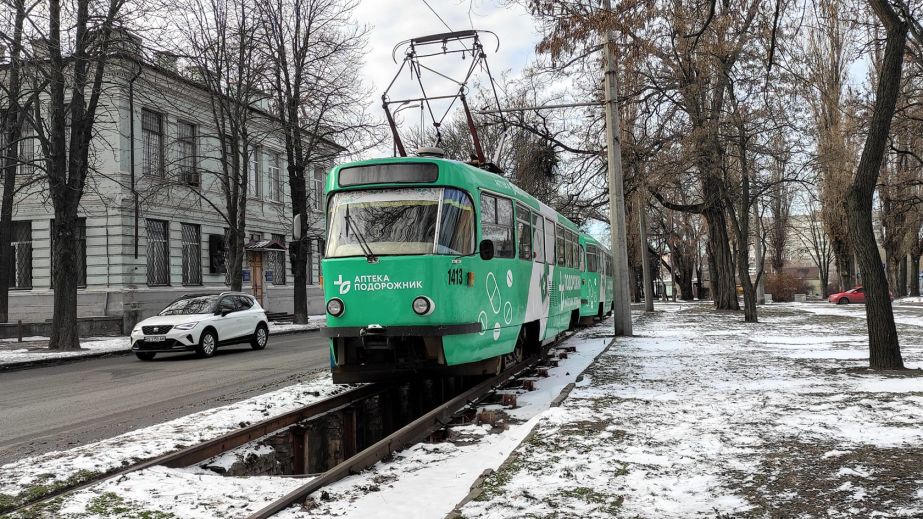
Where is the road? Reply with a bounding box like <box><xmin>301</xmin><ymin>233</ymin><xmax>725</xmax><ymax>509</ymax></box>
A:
<box><xmin>0</xmin><ymin>332</ymin><xmax>330</xmax><ymax>466</ymax></box>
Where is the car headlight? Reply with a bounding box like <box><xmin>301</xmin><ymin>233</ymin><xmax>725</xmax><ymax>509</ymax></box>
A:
<box><xmin>132</xmin><ymin>328</ymin><xmax>141</xmax><ymax>334</ymax></box>
<box><xmin>327</xmin><ymin>298</ymin><xmax>345</xmax><ymax>317</ymax></box>
<box><xmin>412</xmin><ymin>296</ymin><xmax>435</xmax><ymax>316</ymax></box>
<box><xmin>175</xmin><ymin>321</ymin><xmax>199</xmax><ymax>330</ymax></box>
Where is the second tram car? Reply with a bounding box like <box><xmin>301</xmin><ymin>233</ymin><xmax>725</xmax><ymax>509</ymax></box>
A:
<box><xmin>319</xmin><ymin>156</ymin><xmax>615</xmax><ymax>383</ymax></box>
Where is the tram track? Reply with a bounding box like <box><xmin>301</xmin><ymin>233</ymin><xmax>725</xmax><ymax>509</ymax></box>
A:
<box><xmin>4</xmin><ymin>331</ymin><xmax>579</xmax><ymax>518</ymax></box>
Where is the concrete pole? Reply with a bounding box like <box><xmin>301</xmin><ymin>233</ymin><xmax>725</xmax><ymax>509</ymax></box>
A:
<box><xmin>603</xmin><ymin>0</ymin><xmax>633</xmax><ymax>335</ymax></box>
<box><xmin>639</xmin><ymin>196</ymin><xmax>654</xmax><ymax>312</ymax></box>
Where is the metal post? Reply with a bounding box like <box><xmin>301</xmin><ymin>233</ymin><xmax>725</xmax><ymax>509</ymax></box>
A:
<box><xmin>603</xmin><ymin>0</ymin><xmax>633</xmax><ymax>335</ymax></box>
<box><xmin>754</xmin><ymin>198</ymin><xmax>765</xmax><ymax>304</ymax></box>
<box><xmin>639</xmin><ymin>196</ymin><xmax>654</xmax><ymax>312</ymax></box>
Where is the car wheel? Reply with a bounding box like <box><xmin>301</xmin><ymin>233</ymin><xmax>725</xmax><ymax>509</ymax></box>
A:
<box><xmin>135</xmin><ymin>352</ymin><xmax>156</xmax><ymax>361</ymax></box>
<box><xmin>838</xmin><ymin>297</ymin><xmax>849</xmax><ymax>305</ymax></box>
<box><xmin>251</xmin><ymin>323</ymin><xmax>269</xmax><ymax>350</ymax></box>
<box><xmin>197</xmin><ymin>329</ymin><xmax>218</xmax><ymax>358</ymax></box>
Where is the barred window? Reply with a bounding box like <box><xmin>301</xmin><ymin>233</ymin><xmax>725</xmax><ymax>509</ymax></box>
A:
<box><xmin>177</xmin><ymin>121</ymin><xmax>198</xmax><ymax>186</ymax></box>
<box><xmin>146</xmin><ymin>219</ymin><xmax>170</xmax><ymax>286</ymax></box>
<box><xmin>249</xmin><ymin>146</ymin><xmax>262</xmax><ymax>198</ymax></box>
<box><xmin>269</xmin><ymin>151</ymin><xmax>282</xmax><ymax>202</ymax></box>
<box><xmin>142</xmin><ymin>109</ymin><xmax>164</xmax><ymax>177</ymax></box>
<box><xmin>268</xmin><ymin>233</ymin><xmax>286</xmax><ymax>285</ymax></box>
<box><xmin>50</xmin><ymin>218</ymin><xmax>87</xmax><ymax>288</ymax></box>
<box><xmin>10</xmin><ymin>221</ymin><xmax>32</xmax><ymax>289</ymax></box>
<box><xmin>181</xmin><ymin>223</ymin><xmax>202</xmax><ymax>286</ymax></box>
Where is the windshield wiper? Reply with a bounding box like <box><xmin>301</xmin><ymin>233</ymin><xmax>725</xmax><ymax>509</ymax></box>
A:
<box><xmin>345</xmin><ymin>207</ymin><xmax>378</xmax><ymax>263</ymax></box>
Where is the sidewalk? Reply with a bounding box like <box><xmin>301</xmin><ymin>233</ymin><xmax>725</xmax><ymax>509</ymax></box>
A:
<box><xmin>458</xmin><ymin>303</ymin><xmax>923</xmax><ymax>518</ymax></box>
<box><xmin>0</xmin><ymin>316</ymin><xmax>326</xmax><ymax>370</ymax></box>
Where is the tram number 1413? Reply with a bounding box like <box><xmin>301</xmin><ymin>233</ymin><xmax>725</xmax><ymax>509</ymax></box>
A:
<box><xmin>448</xmin><ymin>267</ymin><xmax>465</xmax><ymax>286</ymax></box>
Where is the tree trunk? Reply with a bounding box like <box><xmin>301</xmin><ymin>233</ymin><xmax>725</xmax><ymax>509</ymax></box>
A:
<box><xmin>705</xmin><ymin>207</ymin><xmax>739</xmax><ymax>310</ymax></box>
<box><xmin>832</xmin><ymin>237</ymin><xmax>853</xmax><ymax>290</ymax></box>
<box><xmin>289</xmin><ymin>167</ymin><xmax>309</xmax><ymax>324</ymax></box>
<box><xmin>49</xmin><ymin>212</ymin><xmax>81</xmax><ymax>350</ymax></box>
<box><xmin>0</xmin><ymin>159</ymin><xmax>14</xmax><ymax>323</ymax></box>
<box><xmin>845</xmin><ymin>0</ymin><xmax>905</xmax><ymax>370</ymax></box>
<box><xmin>910</xmin><ymin>255</ymin><xmax>920</xmax><ymax>297</ymax></box>
<box><xmin>898</xmin><ymin>255</ymin><xmax>908</xmax><ymax>297</ymax></box>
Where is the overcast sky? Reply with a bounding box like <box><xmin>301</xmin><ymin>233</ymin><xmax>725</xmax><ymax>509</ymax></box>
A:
<box><xmin>353</xmin><ymin>0</ymin><xmax>541</xmax><ymax>151</ymax></box>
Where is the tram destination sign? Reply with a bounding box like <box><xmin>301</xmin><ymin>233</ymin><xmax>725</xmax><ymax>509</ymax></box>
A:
<box><xmin>339</xmin><ymin>163</ymin><xmax>438</xmax><ymax>186</ymax></box>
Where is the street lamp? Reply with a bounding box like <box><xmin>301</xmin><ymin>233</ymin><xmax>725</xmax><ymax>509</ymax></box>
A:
<box><xmin>393</xmin><ymin>101</ymin><xmax>421</xmax><ymax>156</ymax></box>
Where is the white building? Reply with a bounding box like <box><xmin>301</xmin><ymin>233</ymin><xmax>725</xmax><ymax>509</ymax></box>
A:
<box><xmin>3</xmin><ymin>46</ymin><xmax>335</xmax><ymax>331</ymax></box>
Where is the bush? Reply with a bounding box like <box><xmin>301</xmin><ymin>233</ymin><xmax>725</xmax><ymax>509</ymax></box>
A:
<box><xmin>764</xmin><ymin>272</ymin><xmax>810</xmax><ymax>302</ymax></box>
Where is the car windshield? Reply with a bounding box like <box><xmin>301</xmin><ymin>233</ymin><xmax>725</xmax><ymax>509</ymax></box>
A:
<box><xmin>325</xmin><ymin>187</ymin><xmax>474</xmax><ymax>258</ymax></box>
<box><xmin>160</xmin><ymin>295</ymin><xmax>219</xmax><ymax>315</ymax></box>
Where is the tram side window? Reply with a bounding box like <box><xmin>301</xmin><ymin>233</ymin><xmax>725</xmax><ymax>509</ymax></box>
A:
<box><xmin>579</xmin><ymin>244</ymin><xmax>585</xmax><ymax>271</ymax></box>
<box><xmin>562</xmin><ymin>231</ymin><xmax>571</xmax><ymax>268</ymax></box>
<box><xmin>480</xmin><ymin>193</ymin><xmax>515</xmax><ymax>258</ymax></box>
<box><xmin>516</xmin><ymin>203</ymin><xmax>532</xmax><ymax>260</ymax></box>
<box><xmin>587</xmin><ymin>246</ymin><xmax>598</xmax><ymax>273</ymax></box>
<box><xmin>438</xmin><ymin>188</ymin><xmax>475</xmax><ymax>255</ymax></box>
<box><xmin>544</xmin><ymin>217</ymin><xmax>555</xmax><ymax>264</ymax></box>
<box><xmin>556</xmin><ymin>225</ymin><xmax>565</xmax><ymax>266</ymax></box>
<box><xmin>571</xmin><ymin>233</ymin><xmax>579</xmax><ymax>269</ymax></box>
<box><xmin>533</xmin><ymin>214</ymin><xmax>545</xmax><ymax>263</ymax></box>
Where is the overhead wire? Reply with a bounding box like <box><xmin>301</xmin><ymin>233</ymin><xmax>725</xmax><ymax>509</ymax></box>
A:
<box><xmin>420</xmin><ymin>0</ymin><xmax>453</xmax><ymax>32</ymax></box>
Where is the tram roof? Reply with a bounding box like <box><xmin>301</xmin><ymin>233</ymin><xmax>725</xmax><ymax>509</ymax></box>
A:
<box><xmin>327</xmin><ymin>156</ymin><xmax>582</xmax><ymax>232</ymax></box>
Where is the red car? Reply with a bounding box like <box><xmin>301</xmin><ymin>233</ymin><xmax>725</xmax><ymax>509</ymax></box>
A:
<box><xmin>828</xmin><ymin>286</ymin><xmax>892</xmax><ymax>304</ymax></box>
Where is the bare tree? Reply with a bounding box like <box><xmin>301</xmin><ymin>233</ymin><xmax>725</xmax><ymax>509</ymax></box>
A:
<box><xmin>18</xmin><ymin>0</ymin><xmax>133</xmax><ymax>350</ymax></box>
<box><xmin>792</xmin><ymin>187</ymin><xmax>833</xmax><ymax>298</ymax></box>
<box><xmin>0</xmin><ymin>0</ymin><xmax>29</xmax><ymax>323</ymax></box>
<box><xmin>845</xmin><ymin>0</ymin><xmax>908</xmax><ymax>370</ymax></box>
<box><xmin>171</xmin><ymin>0</ymin><xmax>266</xmax><ymax>291</ymax></box>
<box><xmin>259</xmin><ymin>0</ymin><xmax>376</xmax><ymax>323</ymax></box>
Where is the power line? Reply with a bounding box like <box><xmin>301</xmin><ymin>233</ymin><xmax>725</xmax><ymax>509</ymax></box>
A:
<box><xmin>420</xmin><ymin>0</ymin><xmax>453</xmax><ymax>32</ymax></box>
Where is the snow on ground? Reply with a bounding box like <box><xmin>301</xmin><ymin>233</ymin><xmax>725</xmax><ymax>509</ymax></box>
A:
<box><xmin>0</xmin><ymin>317</ymin><xmax>325</xmax><ymax>367</ymax></box>
<box><xmin>0</xmin><ymin>370</ymin><xmax>345</xmax><ymax>512</ymax></box>
<box><xmin>460</xmin><ymin>303</ymin><xmax>923</xmax><ymax>518</ymax></box>
<box><xmin>0</xmin><ymin>337</ymin><xmax>129</xmax><ymax>366</ymax></box>
<box><xmin>37</xmin><ymin>325</ymin><xmax>612</xmax><ymax>518</ymax></box>
<box><xmin>267</xmin><ymin>315</ymin><xmax>326</xmax><ymax>334</ymax></box>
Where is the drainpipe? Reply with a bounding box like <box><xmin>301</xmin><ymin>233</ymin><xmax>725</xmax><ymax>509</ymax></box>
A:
<box><xmin>128</xmin><ymin>64</ymin><xmax>142</xmax><ymax>258</ymax></box>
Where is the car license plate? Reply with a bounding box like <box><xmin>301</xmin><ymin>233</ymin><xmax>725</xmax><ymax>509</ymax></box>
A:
<box><xmin>146</xmin><ymin>336</ymin><xmax>166</xmax><ymax>342</ymax></box>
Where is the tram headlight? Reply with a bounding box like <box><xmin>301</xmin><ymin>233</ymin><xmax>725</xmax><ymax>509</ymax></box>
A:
<box><xmin>327</xmin><ymin>298</ymin><xmax>345</xmax><ymax>317</ymax></box>
<box><xmin>412</xmin><ymin>296</ymin><xmax>435</xmax><ymax>316</ymax></box>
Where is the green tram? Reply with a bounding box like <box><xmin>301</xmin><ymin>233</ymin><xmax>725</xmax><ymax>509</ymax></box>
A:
<box><xmin>579</xmin><ymin>235</ymin><xmax>615</xmax><ymax>321</ymax></box>
<box><xmin>319</xmin><ymin>156</ymin><xmax>615</xmax><ymax>383</ymax></box>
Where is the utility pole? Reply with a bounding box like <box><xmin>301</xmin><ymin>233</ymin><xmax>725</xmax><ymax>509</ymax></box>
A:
<box><xmin>603</xmin><ymin>0</ymin><xmax>633</xmax><ymax>335</ymax></box>
<box><xmin>639</xmin><ymin>196</ymin><xmax>654</xmax><ymax>312</ymax></box>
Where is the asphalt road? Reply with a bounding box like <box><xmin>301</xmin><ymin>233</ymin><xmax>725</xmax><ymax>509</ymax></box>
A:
<box><xmin>0</xmin><ymin>332</ymin><xmax>330</xmax><ymax>466</ymax></box>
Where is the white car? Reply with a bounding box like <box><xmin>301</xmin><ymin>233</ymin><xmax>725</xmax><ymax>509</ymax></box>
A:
<box><xmin>130</xmin><ymin>292</ymin><xmax>269</xmax><ymax>361</ymax></box>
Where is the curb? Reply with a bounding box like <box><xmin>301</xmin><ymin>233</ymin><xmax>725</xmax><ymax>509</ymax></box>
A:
<box><xmin>0</xmin><ymin>327</ymin><xmax>323</xmax><ymax>373</ymax></box>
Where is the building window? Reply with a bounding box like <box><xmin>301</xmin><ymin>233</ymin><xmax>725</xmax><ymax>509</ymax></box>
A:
<box><xmin>177</xmin><ymin>120</ymin><xmax>198</xmax><ymax>186</ymax></box>
<box><xmin>142</xmin><ymin>109</ymin><xmax>164</xmax><ymax>177</ymax></box>
<box><xmin>181</xmin><ymin>223</ymin><xmax>202</xmax><ymax>286</ymax></box>
<box><xmin>249</xmin><ymin>146</ymin><xmax>262</xmax><ymax>198</ymax></box>
<box><xmin>268</xmin><ymin>233</ymin><xmax>286</xmax><ymax>285</ymax></box>
<box><xmin>18</xmin><ymin>124</ymin><xmax>37</xmax><ymax>177</ymax></box>
<box><xmin>311</xmin><ymin>165</ymin><xmax>324</xmax><ymax>210</ymax></box>
<box><xmin>269</xmin><ymin>151</ymin><xmax>282</xmax><ymax>202</ymax></box>
<box><xmin>146</xmin><ymin>219</ymin><xmax>170</xmax><ymax>286</ymax></box>
<box><xmin>49</xmin><ymin>218</ymin><xmax>87</xmax><ymax>288</ymax></box>
<box><xmin>10</xmin><ymin>221</ymin><xmax>32</xmax><ymax>289</ymax></box>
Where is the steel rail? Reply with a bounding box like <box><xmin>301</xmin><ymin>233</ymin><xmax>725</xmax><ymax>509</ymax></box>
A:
<box><xmin>4</xmin><ymin>384</ymin><xmax>386</xmax><ymax>516</ymax></box>
<box><xmin>246</xmin><ymin>342</ymin><xmax>562</xmax><ymax>519</ymax></box>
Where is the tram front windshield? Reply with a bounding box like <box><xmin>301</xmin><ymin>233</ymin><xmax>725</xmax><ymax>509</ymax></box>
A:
<box><xmin>326</xmin><ymin>187</ymin><xmax>474</xmax><ymax>258</ymax></box>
